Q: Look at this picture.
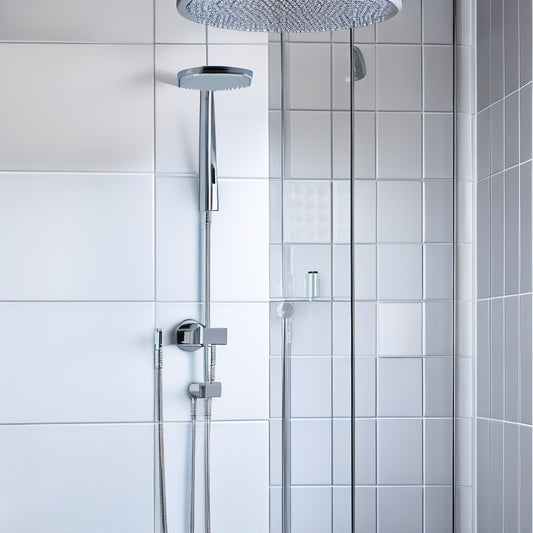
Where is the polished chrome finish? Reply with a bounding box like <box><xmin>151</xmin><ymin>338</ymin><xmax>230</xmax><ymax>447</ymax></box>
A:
<box><xmin>277</xmin><ymin>302</ymin><xmax>295</xmax><ymax>533</ymax></box>
<box><xmin>352</xmin><ymin>45</ymin><xmax>367</xmax><ymax>81</ymax></box>
<box><xmin>177</xmin><ymin>0</ymin><xmax>402</xmax><ymax>33</ymax></box>
<box><xmin>306</xmin><ymin>271</ymin><xmax>320</xmax><ymax>300</ymax></box>
<box><xmin>177</xmin><ymin>66</ymin><xmax>253</xmax><ymax>213</ymax></box>
<box><xmin>176</xmin><ymin>319</ymin><xmax>228</xmax><ymax>352</ymax></box>
<box><xmin>154</xmin><ymin>329</ymin><xmax>168</xmax><ymax>533</ymax></box>
<box><xmin>188</xmin><ymin>382</ymin><xmax>222</xmax><ymax>399</ymax></box>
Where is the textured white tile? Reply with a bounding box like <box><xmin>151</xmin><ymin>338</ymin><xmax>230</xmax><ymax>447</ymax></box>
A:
<box><xmin>156</xmin><ymin>177</ymin><xmax>201</xmax><ymax>302</ymax></box>
<box><xmin>291</xmin><ymin>420</ymin><xmax>331</xmax><ymax>485</ymax></box>
<box><xmin>0</xmin><ymin>424</ymin><xmax>153</xmax><ymax>533</ymax></box>
<box><xmin>378</xmin><ymin>181</ymin><xmax>421</xmax><ymax>242</ymax></box>
<box><xmin>289</xmin><ymin>111</ymin><xmax>331</xmax><ymax>179</ymax></box>
<box><xmin>291</xmin><ymin>487</ymin><xmax>331</xmax><ymax>533</ymax></box>
<box><xmin>156</xmin><ymin>0</ymin><xmax>206</xmax><ymax>42</ymax></box>
<box><xmin>212</xmin><ymin>180</ymin><xmax>269</xmax><ymax>301</ymax></box>
<box><xmin>0</xmin><ymin>173</ymin><xmax>154</xmax><ymax>301</ymax></box>
<box><xmin>377</xmin><ymin>45</ymin><xmax>421</xmax><ymax>111</ymax></box>
<box><xmin>378</xmin><ymin>358</ymin><xmax>422</xmax><ymax>416</ymax></box>
<box><xmin>291</xmin><ymin>357</ymin><xmax>331</xmax><ymax>417</ymax></box>
<box><xmin>0</xmin><ymin>0</ymin><xmax>153</xmax><ymax>42</ymax></box>
<box><xmin>208</xmin><ymin>45</ymin><xmax>269</xmax><ymax>178</ymax></box>
<box><xmin>378</xmin><ymin>303</ymin><xmax>422</xmax><ymax>356</ymax></box>
<box><xmin>0</xmin><ymin>44</ymin><xmax>154</xmax><ymax>172</ymax></box>
<box><xmin>289</xmin><ymin>43</ymin><xmax>331</xmax><ymax>109</ymax></box>
<box><xmin>378</xmin><ymin>245</ymin><xmax>422</xmax><ymax>300</ymax></box>
<box><xmin>0</xmin><ymin>303</ymin><xmax>153</xmax><ymax>423</ymax></box>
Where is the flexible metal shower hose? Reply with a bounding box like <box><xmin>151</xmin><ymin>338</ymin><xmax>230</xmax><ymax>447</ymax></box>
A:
<box><xmin>156</xmin><ymin>341</ymin><xmax>168</xmax><ymax>533</ymax></box>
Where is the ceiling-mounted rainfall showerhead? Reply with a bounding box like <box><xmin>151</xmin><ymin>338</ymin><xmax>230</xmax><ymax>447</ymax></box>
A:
<box><xmin>177</xmin><ymin>0</ymin><xmax>402</xmax><ymax>33</ymax></box>
<box><xmin>178</xmin><ymin>66</ymin><xmax>253</xmax><ymax>92</ymax></box>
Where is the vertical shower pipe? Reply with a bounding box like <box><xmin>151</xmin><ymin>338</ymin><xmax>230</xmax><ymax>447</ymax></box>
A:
<box><xmin>349</xmin><ymin>27</ymin><xmax>356</xmax><ymax>533</ymax></box>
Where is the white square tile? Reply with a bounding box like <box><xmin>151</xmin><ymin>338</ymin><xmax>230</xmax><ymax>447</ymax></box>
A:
<box><xmin>423</xmin><ymin>0</ymin><xmax>454</xmax><ymax>44</ymax></box>
<box><xmin>424</xmin><ymin>245</ymin><xmax>453</xmax><ymax>300</ymax></box>
<box><xmin>378</xmin><ymin>244</ymin><xmax>422</xmax><ymax>300</ymax></box>
<box><xmin>155</xmin><ymin>44</ymin><xmax>206</xmax><ymax>174</ymax></box>
<box><xmin>424</xmin><ymin>114</ymin><xmax>454</xmax><ymax>179</ymax></box>
<box><xmin>207</xmin><ymin>44</ymin><xmax>270</xmax><ymax>178</ymax></box>
<box><xmin>0</xmin><ymin>0</ymin><xmax>153</xmax><ymax>42</ymax></box>
<box><xmin>378</xmin><ymin>419</ymin><xmax>422</xmax><ymax>484</ymax></box>
<box><xmin>291</xmin><ymin>302</ymin><xmax>332</xmax><ymax>356</ymax></box>
<box><xmin>291</xmin><ymin>357</ymin><xmax>331</xmax><ymax>417</ymax></box>
<box><xmin>377</xmin><ymin>113</ymin><xmax>422</xmax><ymax>179</ymax></box>
<box><xmin>156</xmin><ymin>0</ymin><xmax>206</xmax><ymax>43</ymax></box>
<box><xmin>423</xmin><ymin>46</ymin><xmax>454</xmax><ymax>111</ymax></box>
<box><xmin>289</xmin><ymin>43</ymin><xmax>331</xmax><ymax>109</ymax></box>
<box><xmin>285</xmin><ymin>181</ymin><xmax>331</xmax><ymax>243</ymax></box>
<box><xmin>284</xmin><ymin>245</ymin><xmax>331</xmax><ymax>299</ymax></box>
<box><xmin>0</xmin><ymin>303</ymin><xmax>154</xmax><ymax>424</ymax></box>
<box><xmin>378</xmin><ymin>487</ymin><xmax>423</xmax><ymax>533</ymax></box>
<box><xmin>291</xmin><ymin>420</ymin><xmax>331</xmax><ymax>485</ymax></box>
<box><xmin>0</xmin><ymin>424</ymin><xmax>153</xmax><ymax>533</ymax></box>
<box><xmin>424</xmin><ymin>357</ymin><xmax>453</xmax><ymax>416</ymax></box>
<box><xmin>378</xmin><ymin>303</ymin><xmax>422</xmax><ymax>356</ymax></box>
<box><xmin>377</xmin><ymin>45</ymin><xmax>421</xmax><ymax>111</ymax></box>
<box><xmin>424</xmin><ymin>302</ymin><xmax>453</xmax><ymax>356</ymax></box>
<box><xmin>0</xmin><ymin>173</ymin><xmax>154</xmax><ymax>301</ymax></box>
<box><xmin>378</xmin><ymin>180</ymin><xmax>421</xmax><ymax>242</ymax></box>
<box><xmin>0</xmin><ymin>44</ymin><xmax>154</xmax><ymax>172</ymax></box>
<box><xmin>377</xmin><ymin>0</ymin><xmax>422</xmax><ymax>43</ymax></box>
<box><xmin>424</xmin><ymin>181</ymin><xmax>454</xmax><ymax>242</ymax></box>
<box><xmin>289</xmin><ymin>111</ymin><xmax>331</xmax><ymax>179</ymax></box>
<box><xmin>156</xmin><ymin>177</ymin><xmax>201</xmax><ymax>302</ymax></box>
<box><xmin>212</xmin><ymin>180</ymin><xmax>269</xmax><ymax>301</ymax></box>
<box><xmin>425</xmin><ymin>419</ymin><xmax>453</xmax><ymax>484</ymax></box>
<box><xmin>377</xmin><ymin>358</ymin><xmax>422</xmax><ymax>416</ymax></box>
<box><xmin>425</xmin><ymin>487</ymin><xmax>453</xmax><ymax>533</ymax></box>
<box><xmin>291</xmin><ymin>487</ymin><xmax>332</xmax><ymax>533</ymax></box>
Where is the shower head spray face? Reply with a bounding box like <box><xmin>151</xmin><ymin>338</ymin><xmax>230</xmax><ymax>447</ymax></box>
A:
<box><xmin>177</xmin><ymin>0</ymin><xmax>402</xmax><ymax>33</ymax></box>
<box><xmin>177</xmin><ymin>66</ymin><xmax>253</xmax><ymax>92</ymax></box>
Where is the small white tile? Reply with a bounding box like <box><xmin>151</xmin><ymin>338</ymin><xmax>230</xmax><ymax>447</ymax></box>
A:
<box><xmin>378</xmin><ymin>181</ymin><xmax>421</xmax><ymax>242</ymax></box>
<box><xmin>424</xmin><ymin>302</ymin><xmax>453</xmax><ymax>356</ymax></box>
<box><xmin>424</xmin><ymin>245</ymin><xmax>453</xmax><ymax>300</ymax></box>
<box><xmin>0</xmin><ymin>44</ymin><xmax>154</xmax><ymax>172</ymax></box>
<box><xmin>378</xmin><ymin>245</ymin><xmax>422</xmax><ymax>300</ymax></box>
<box><xmin>285</xmin><ymin>180</ymin><xmax>331</xmax><ymax>243</ymax></box>
<box><xmin>378</xmin><ymin>419</ymin><xmax>422</xmax><ymax>484</ymax></box>
<box><xmin>354</xmin><ymin>245</ymin><xmax>377</xmax><ymax>300</ymax></box>
<box><xmin>208</xmin><ymin>45</ymin><xmax>269</xmax><ymax>178</ymax></box>
<box><xmin>376</xmin><ymin>0</ymin><xmax>422</xmax><ymax>43</ymax></box>
<box><xmin>212</xmin><ymin>180</ymin><xmax>270</xmax><ymax>301</ymax></box>
<box><xmin>0</xmin><ymin>303</ymin><xmax>154</xmax><ymax>424</ymax></box>
<box><xmin>0</xmin><ymin>424</ymin><xmax>153</xmax><ymax>533</ymax></box>
<box><xmin>491</xmin><ymin>173</ymin><xmax>505</xmax><ymax>297</ymax></box>
<box><xmin>291</xmin><ymin>420</ymin><xmax>331</xmax><ymax>485</ymax></box>
<box><xmin>354</xmin><ymin>180</ymin><xmax>377</xmax><ymax>243</ymax></box>
<box><xmin>334</xmin><ymin>357</ymin><xmax>376</xmax><ymax>417</ymax></box>
<box><xmin>0</xmin><ymin>173</ymin><xmax>154</xmax><ymax>301</ymax></box>
<box><xmin>270</xmin><ymin>359</ymin><xmax>282</xmax><ymax>419</ymax></box>
<box><xmin>424</xmin><ymin>357</ymin><xmax>453</xmax><ymax>417</ymax></box>
<box><xmin>289</xmin><ymin>43</ymin><xmax>331</xmax><ymax>109</ymax></box>
<box><xmin>270</xmin><ymin>487</ymin><xmax>282</xmax><ymax>533</ymax></box>
<box><xmin>377</xmin><ymin>113</ymin><xmax>422</xmax><ymax>179</ymax></box>
<box><xmin>291</xmin><ymin>357</ymin><xmax>331</xmax><ymax>417</ymax></box>
<box><xmin>423</xmin><ymin>0</ymin><xmax>454</xmax><ymax>44</ymax></box>
<box><xmin>0</xmin><ymin>0</ymin><xmax>153</xmax><ymax>42</ymax></box>
<box><xmin>333</xmin><ymin>245</ymin><xmax>350</xmax><ymax>299</ymax></box>
<box><xmin>425</xmin><ymin>487</ymin><xmax>453</xmax><ymax>533</ymax></box>
<box><xmin>424</xmin><ymin>114</ymin><xmax>454</xmax><ymax>179</ymax></box>
<box><xmin>378</xmin><ymin>488</ymin><xmax>423</xmax><ymax>533</ymax></box>
<box><xmin>291</xmin><ymin>487</ymin><xmax>332</xmax><ymax>533</ymax></box>
<box><xmin>354</xmin><ymin>302</ymin><xmax>377</xmax><ymax>356</ymax></box>
<box><xmin>270</xmin><ymin>177</ymin><xmax>283</xmax><ymax>242</ymax></box>
<box><xmin>284</xmin><ymin>245</ymin><xmax>331</xmax><ymax>299</ymax></box>
<box><xmin>425</xmin><ymin>419</ymin><xmax>453</xmax><ymax>484</ymax></box>
<box><xmin>156</xmin><ymin>0</ymin><xmax>206</xmax><ymax>43</ymax></box>
<box><xmin>424</xmin><ymin>181</ymin><xmax>454</xmax><ymax>243</ymax></box>
<box><xmin>292</xmin><ymin>302</ymin><xmax>332</xmax><ymax>356</ymax></box>
<box><xmin>378</xmin><ymin>358</ymin><xmax>422</xmax><ymax>416</ymax></box>
<box><xmin>378</xmin><ymin>303</ymin><xmax>422</xmax><ymax>356</ymax></box>
<box><xmin>377</xmin><ymin>45</ymin><xmax>421</xmax><ymax>111</ymax></box>
<box><xmin>289</xmin><ymin>111</ymin><xmax>331</xmax><ymax>179</ymax></box>
<box><xmin>333</xmin><ymin>487</ymin><xmax>351</xmax><ymax>533</ymax></box>
<box><xmin>423</xmin><ymin>46</ymin><xmax>454</xmax><ymax>111</ymax></box>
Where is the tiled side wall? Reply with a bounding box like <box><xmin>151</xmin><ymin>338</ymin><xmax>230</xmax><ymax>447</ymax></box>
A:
<box><xmin>475</xmin><ymin>0</ymin><xmax>533</xmax><ymax>531</ymax></box>
<box><xmin>0</xmin><ymin>2</ymin><xmax>270</xmax><ymax>532</ymax></box>
<box><xmin>268</xmin><ymin>1</ymin><xmax>455</xmax><ymax>531</ymax></box>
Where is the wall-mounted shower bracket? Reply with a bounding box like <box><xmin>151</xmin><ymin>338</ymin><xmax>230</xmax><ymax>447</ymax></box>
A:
<box><xmin>176</xmin><ymin>319</ymin><xmax>227</xmax><ymax>352</ymax></box>
<box><xmin>188</xmin><ymin>382</ymin><xmax>222</xmax><ymax>399</ymax></box>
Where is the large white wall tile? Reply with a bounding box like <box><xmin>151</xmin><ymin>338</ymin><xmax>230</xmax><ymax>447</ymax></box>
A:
<box><xmin>0</xmin><ymin>173</ymin><xmax>154</xmax><ymax>301</ymax></box>
<box><xmin>378</xmin><ymin>487</ymin><xmax>423</xmax><ymax>533</ymax></box>
<box><xmin>0</xmin><ymin>0</ymin><xmax>153</xmax><ymax>43</ymax></box>
<box><xmin>378</xmin><ymin>303</ymin><xmax>422</xmax><ymax>356</ymax></box>
<box><xmin>0</xmin><ymin>303</ymin><xmax>153</xmax><ymax>423</ymax></box>
<box><xmin>291</xmin><ymin>487</ymin><xmax>331</xmax><ymax>533</ymax></box>
<box><xmin>291</xmin><ymin>420</ymin><xmax>331</xmax><ymax>485</ymax></box>
<box><xmin>0</xmin><ymin>424</ymin><xmax>153</xmax><ymax>533</ymax></box>
<box><xmin>0</xmin><ymin>44</ymin><xmax>154</xmax><ymax>172</ymax></box>
<box><xmin>208</xmin><ymin>45</ymin><xmax>269</xmax><ymax>178</ymax></box>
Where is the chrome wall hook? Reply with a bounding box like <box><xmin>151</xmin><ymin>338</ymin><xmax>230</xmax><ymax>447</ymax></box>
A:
<box><xmin>176</xmin><ymin>319</ymin><xmax>228</xmax><ymax>352</ymax></box>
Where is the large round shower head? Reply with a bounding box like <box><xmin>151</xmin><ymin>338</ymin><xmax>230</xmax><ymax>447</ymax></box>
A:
<box><xmin>177</xmin><ymin>0</ymin><xmax>402</xmax><ymax>33</ymax></box>
<box><xmin>177</xmin><ymin>66</ymin><xmax>253</xmax><ymax>92</ymax></box>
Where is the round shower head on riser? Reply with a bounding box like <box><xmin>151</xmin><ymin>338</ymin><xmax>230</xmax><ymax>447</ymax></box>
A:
<box><xmin>177</xmin><ymin>66</ymin><xmax>253</xmax><ymax>92</ymax></box>
<box><xmin>177</xmin><ymin>0</ymin><xmax>402</xmax><ymax>33</ymax></box>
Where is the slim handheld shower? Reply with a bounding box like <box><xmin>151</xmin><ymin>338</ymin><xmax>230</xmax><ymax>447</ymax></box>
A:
<box><xmin>177</xmin><ymin>66</ymin><xmax>253</xmax><ymax>212</ymax></box>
